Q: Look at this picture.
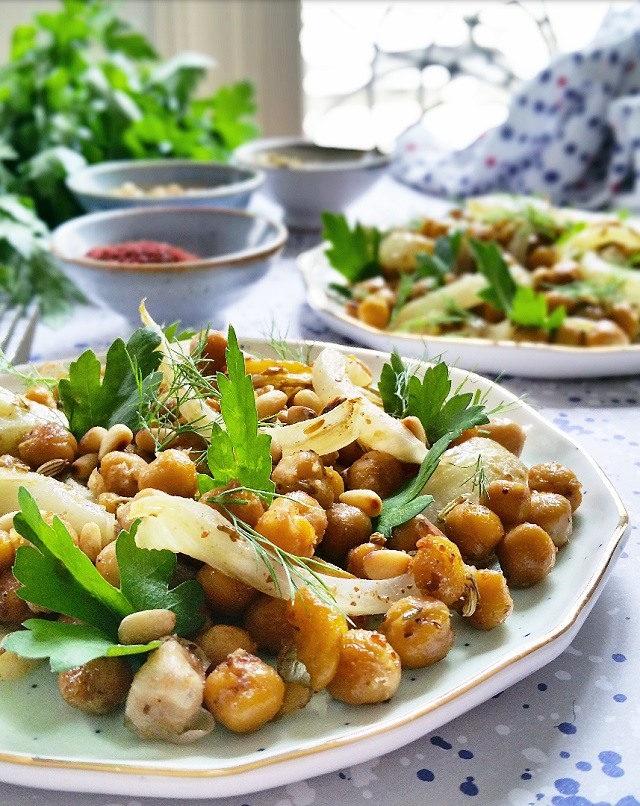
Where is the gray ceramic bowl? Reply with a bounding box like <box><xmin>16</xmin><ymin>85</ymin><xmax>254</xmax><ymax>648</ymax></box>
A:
<box><xmin>234</xmin><ymin>137</ymin><xmax>390</xmax><ymax>230</ymax></box>
<box><xmin>50</xmin><ymin>207</ymin><xmax>287</xmax><ymax>327</ymax></box>
<box><xmin>66</xmin><ymin>160</ymin><xmax>265</xmax><ymax>213</ymax></box>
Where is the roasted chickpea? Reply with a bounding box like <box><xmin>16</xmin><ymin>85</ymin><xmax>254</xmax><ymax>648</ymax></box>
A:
<box><xmin>18</xmin><ymin>422</ymin><xmax>77</xmax><ymax>469</ymax></box>
<box><xmin>58</xmin><ymin>656</ymin><xmax>133</xmax><ymax>715</ymax></box>
<box><xmin>99</xmin><ymin>451</ymin><xmax>148</xmax><ymax>497</ymax></box>
<box><xmin>320</xmin><ymin>503</ymin><xmax>373</xmax><ymax>564</ymax></box>
<box><xmin>585</xmin><ymin>319</ymin><xmax>629</xmax><ymax>346</ymax></box>
<box><xmin>243</xmin><ymin>595</ymin><xmax>294</xmax><ymax>655</ymax></box>
<box><xmin>527</xmin><ymin>491</ymin><xmax>572</xmax><ymax>547</ymax></box>
<box><xmin>452</xmin><ymin>419</ymin><xmax>526</xmax><ymax>457</ymax></box>
<box><xmin>482</xmin><ymin>480</ymin><xmax>531</xmax><ymax>526</ymax></box>
<box><xmin>138</xmin><ymin>449</ymin><xmax>198</xmax><ymax>498</ymax></box>
<box><xmin>496</xmin><ymin>523</ymin><xmax>557</xmax><ymax>588</ymax></box>
<box><xmin>285</xmin><ymin>490</ymin><xmax>328</xmax><ymax>541</ymax></box>
<box><xmin>193</xmin><ymin>330</ymin><xmax>228</xmax><ymax>375</ymax></box>
<box><xmin>203</xmin><ymin>480</ymin><xmax>267</xmax><ymax>528</ymax></box>
<box><xmin>528</xmin><ymin>462</ymin><xmax>582</xmax><ymax>512</ymax></box>
<box><xmin>344</xmin><ymin>450</ymin><xmax>407</xmax><ymax>498</ymax></box>
<box><xmin>0</xmin><ymin>569</ymin><xmax>32</xmax><ymax>624</ymax></box>
<box><xmin>464</xmin><ymin>568</ymin><xmax>513</xmax><ymax>630</ymax></box>
<box><xmin>203</xmin><ymin>649</ymin><xmax>284</xmax><ymax>733</ymax></box>
<box><xmin>442</xmin><ymin>500</ymin><xmax>504</xmax><ymax>562</ymax></box>
<box><xmin>23</xmin><ymin>384</ymin><xmax>57</xmax><ymax>408</ymax></box>
<box><xmin>196</xmin><ymin>565</ymin><xmax>259</xmax><ymax>618</ymax></box>
<box><xmin>411</xmin><ymin>532</ymin><xmax>470</xmax><ymax>607</ymax></box>
<box><xmin>327</xmin><ymin>629</ymin><xmax>401</xmax><ymax>704</ymax></box>
<box><xmin>388</xmin><ymin>514</ymin><xmax>443</xmax><ymax>553</ymax></box>
<box><xmin>380</xmin><ymin>594</ymin><xmax>454</xmax><ymax>668</ymax></box>
<box><xmin>271</xmin><ymin>450</ymin><xmax>335</xmax><ymax>508</ymax></box>
<box><xmin>254</xmin><ymin>497</ymin><xmax>318</xmax><ymax>557</ymax></box>
<box><xmin>198</xmin><ymin>624</ymin><xmax>258</xmax><ymax>668</ymax></box>
<box><xmin>286</xmin><ymin>587</ymin><xmax>348</xmax><ymax>691</ymax></box>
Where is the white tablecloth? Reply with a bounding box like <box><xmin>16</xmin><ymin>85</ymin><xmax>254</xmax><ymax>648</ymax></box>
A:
<box><xmin>4</xmin><ymin>176</ymin><xmax>640</xmax><ymax>806</ymax></box>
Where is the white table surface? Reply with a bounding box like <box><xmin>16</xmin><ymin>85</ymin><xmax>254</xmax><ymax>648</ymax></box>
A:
<box><xmin>3</xmin><ymin>175</ymin><xmax>640</xmax><ymax>806</ymax></box>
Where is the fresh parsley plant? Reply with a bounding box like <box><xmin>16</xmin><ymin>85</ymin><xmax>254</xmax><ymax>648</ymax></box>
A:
<box><xmin>321</xmin><ymin>212</ymin><xmax>383</xmax><ymax>283</ymax></box>
<box><xmin>469</xmin><ymin>239</ymin><xmax>566</xmax><ymax>331</ymax></box>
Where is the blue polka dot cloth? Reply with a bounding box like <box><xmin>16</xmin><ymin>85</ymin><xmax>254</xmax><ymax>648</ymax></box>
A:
<box><xmin>392</xmin><ymin>5</ymin><xmax>640</xmax><ymax>209</ymax></box>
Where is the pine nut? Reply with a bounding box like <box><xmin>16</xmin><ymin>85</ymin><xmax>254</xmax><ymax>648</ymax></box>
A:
<box><xmin>339</xmin><ymin>489</ymin><xmax>383</xmax><ymax>518</ymax></box>
<box><xmin>362</xmin><ymin>548</ymin><xmax>411</xmax><ymax>579</ymax></box>
<box><xmin>78</xmin><ymin>522</ymin><xmax>102</xmax><ymax>562</ymax></box>
<box><xmin>117</xmin><ymin>609</ymin><xmax>177</xmax><ymax>645</ymax></box>
<box><xmin>78</xmin><ymin>426</ymin><xmax>108</xmax><ymax>456</ymax></box>
<box><xmin>325</xmin><ymin>466</ymin><xmax>345</xmax><ymax>499</ymax></box>
<box><xmin>357</xmin><ymin>295</ymin><xmax>391</xmax><ymax>329</ymax></box>
<box><xmin>134</xmin><ymin>428</ymin><xmax>157</xmax><ymax>454</ymax></box>
<box><xmin>292</xmin><ymin>389</ymin><xmax>322</xmax><ymax>414</ymax></box>
<box><xmin>401</xmin><ymin>416</ymin><xmax>427</xmax><ymax>444</ymax></box>
<box><xmin>87</xmin><ymin>468</ymin><xmax>106</xmax><ymax>497</ymax></box>
<box><xmin>255</xmin><ymin>389</ymin><xmax>288</xmax><ymax>420</ymax></box>
<box><xmin>72</xmin><ymin>452</ymin><xmax>99</xmax><ymax>481</ymax></box>
<box><xmin>98</xmin><ymin>424</ymin><xmax>133</xmax><ymax>460</ymax></box>
<box><xmin>95</xmin><ymin>541</ymin><xmax>120</xmax><ymax>586</ymax></box>
<box><xmin>270</xmin><ymin>437</ymin><xmax>282</xmax><ymax>465</ymax></box>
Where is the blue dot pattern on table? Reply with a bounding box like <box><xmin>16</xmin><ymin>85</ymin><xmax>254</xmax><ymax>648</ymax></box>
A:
<box><xmin>391</xmin><ymin>4</ymin><xmax>640</xmax><ymax>209</ymax></box>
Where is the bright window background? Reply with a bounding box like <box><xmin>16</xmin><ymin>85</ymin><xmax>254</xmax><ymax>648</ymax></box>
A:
<box><xmin>301</xmin><ymin>1</ymin><xmax>636</xmax><ymax>151</ymax></box>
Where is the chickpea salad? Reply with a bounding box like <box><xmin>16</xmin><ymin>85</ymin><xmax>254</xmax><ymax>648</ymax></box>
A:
<box><xmin>313</xmin><ymin>195</ymin><xmax>640</xmax><ymax>351</ymax></box>
<box><xmin>0</xmin><ymin>303</ymin><xmax>595</xmax><ymax>747</ymax></box>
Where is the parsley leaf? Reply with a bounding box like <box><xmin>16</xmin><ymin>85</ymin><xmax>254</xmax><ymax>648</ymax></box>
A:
<box><xmin>469</xmin><ymin>238</ymin><xmax>566</xmax><ymax>331</ymax></box>
<box><xmin>2</xmin><ymin>620</ymin><xmax>160</xmax><ymax>673</ymax></box>
<box><xmin>379</xmin><ymin>355</ymin><xmax>490</xmax><ymax>445</ymax></box>
<box><xmin>377</xmin><ymin>432</ymin><xmax>455</xmax><ymax>536</ymax></box>
<box><xmin>57</xmin><ymin>326</ymin><xmax>163</xmax><ymax>439</ymax></box>
<box><xmin>205</xmin><ymin>326</ymin><xmax>274</xmax><ymax>495</ymax></box>
<box><xmin>12</xmin><ymin>488</ymin><xmax>132</xmax><ymax>637</ymax></box>
<box><xmin>117</xmin><ymin>523</ymin><xmax>205</xmax><ymax>636</ymax></box>
<box><xmin>415</xmin><ymin>230</ymin><xmax>462</xmax><ymax>285</ymax></box>
<box><xmin>321</xmin><ymin>212</ymin><xmax>382</xmax><ymax>283</ymax></box>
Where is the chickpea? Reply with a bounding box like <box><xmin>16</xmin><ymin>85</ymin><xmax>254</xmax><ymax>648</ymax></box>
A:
<box><xmin>357</xmin><ymin>295</ymin><xmax>391</xmax><ymax>329</ymax></box>
<box><xmin>496</xmin><ymin>523</ymin><xmax>557</xmax><ymax>588</ymax></box>
<box><xmin>464</xmin><ymin>568</ymin><xmax>513</xmax><ymax>630</ymax></box>
<box><xmin>277</xmin><ymin>681</ymin><xmax>313</xmax><ymax>717</ymax></box>
<box><xmin>286</xmin><ymin>587</ymin><xmax>348</xmax><ymax>691</ymax></box>
<box><xmin>411</xmin><ymin>532</ymin><xmax>470</xmax><ymax>607</ymax></box>
<box><xmin>321</xmin><ymin>503</ymin><xmax>373</xmax><ymax>564</ymax></box>
<box><xmin>254</xmin><ymin>497</ymin><xmax>318</xmax><ymax>557</ymax></box>
<box><xmin>380</xmin><ymin>594</ymin><xmax>454</xmax><ymax>668</ymax></box>
<box><xmin>585</xmin><ymin>319</ymin><xmax>629</xmax><ymax>346</ymax></box>
<box><xmin>482</xmin><ymin>480</ymin><xmax>531</xmax><ymax>526</ymax></box>
<box><xmin>388</xmin><ymin>514</ymin><xmax>442</xmax><ymax>553</ymax></box>
<box><xmin>99</xmin><ymin>451</ymin><xmax>148</xmax><ymax>497</ymax></box>
<box><xmin>138</xmin><ymin>449</ymin><xmax>198</xmax><ymax>498</ymax></box>
<box><xmin>344</xmin><ymin>450</ymin><xmax>407</xmax><ymax>499</ymax></box>
<box><xmin>196</xmin><ymin>565</ymin><xmax>259</xmax><ymax>618</ymax></box>
<box><xmin>452</xmin><ymin>419</ymin><xmax>526</xmax><ymax>457</ymax></box>
<box><xmin>338</xmin><ymin>441</ymin><xmax>365</xmax><ymax>468</ymax></box>
<box><xmin>609</xmin><ymin>301</ymin><xmax>639</xmax><ymax>341</ymax></box>
<box><xmin>198</xmin><ymin>624</ymin><xmax>258</xmax><ymax>668</ymax></box>
<box><xmin>203</xmin><ymin>649</ymin><xmax>284</xmax><ymax>733</ymax></box>
<box><xmin>528</xmin><ymin>492</ymin><xmax>572</xmax><ymax>548</ymax></box>
<box><xmin>271</xmin><ymin>450</ymin><xmax>335</xmax><ymax>509</ymax></box>
<box><xmin>528</xmin><ymin>462</ymin><xmax>582</xmax><ymax>512</ymax></box>
<box><xmin>442</xmin><ymin>501</ymin><xmax>504</xmax><ymax>563</ymax></box>
<box><xmin>18</xmin><ymin>423</ymin><xmax>77</xmax><ymax>469</ymax></box>
<box><xmin>203</xmin><ymin>480</ymin><xmax>267</xmax><ymax>528</ymax></box>
<box><xmin>326</xmin><ymin>629</ymin><xmax>401</xmax><ymax>704</ymax></box>
<box><xmin>58</xmin><ymin>656</ymin><xmax>133</xmax><ymax>715</ymax></box>
<box><xmin>23</xmin><ymin>384</ymin><xmax>57</xmax><ymax>408</ymax></box>
<box><xmin>243</xmin><ymin>595</ymin><xmax>294</xmax><ymax>655</ymax></box>
<box><xmin>0</xmin><ymin>569</ymin><xmax>32</xmax><ymax>624</ymax></box>
<box><xmin>193</xmin><ymin>330</ymin><xmax>228</xmax><ymax>375</ymax></box>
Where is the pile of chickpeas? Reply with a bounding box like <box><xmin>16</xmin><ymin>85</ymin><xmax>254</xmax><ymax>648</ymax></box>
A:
<box><xmin>0</xmin><ymin>332</ymin><xmax>583</xmax><ymax>740</ymax></box>
<box><xmin>348</xmin><ymin>212</ymin><xmax>640</xmax><ymax>346</ymax></box>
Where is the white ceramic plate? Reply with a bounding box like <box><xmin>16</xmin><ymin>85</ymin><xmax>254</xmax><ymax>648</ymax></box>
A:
<box><xmin>0</xmin><ymin>340</ymin><xmax>629</xmax><ymax>799</ymax></box>
<box><xmin>299</xmin><ymin>244</ymin><xmax>640</xmax><ymax>379</ymax></box>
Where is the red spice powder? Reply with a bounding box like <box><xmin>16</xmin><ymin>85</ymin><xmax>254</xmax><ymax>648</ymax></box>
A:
<box><xmin>86</xmin><ymin>240</ymin><xmax>200</xmax><ymax>264</ymax></box>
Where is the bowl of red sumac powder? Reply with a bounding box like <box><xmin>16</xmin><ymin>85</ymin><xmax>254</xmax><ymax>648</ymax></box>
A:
<box><xmin>50</xmin><ymin>207</ymin><xmax>287</xmax><ymax>327</ymax></box>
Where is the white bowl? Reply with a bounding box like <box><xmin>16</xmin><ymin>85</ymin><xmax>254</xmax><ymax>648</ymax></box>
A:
<box><xmin>66</xmin><ymin>160</ymin><xmax>265</xmax><ymax>213</ymax></box>
<box><xmin>50</xmin><ymin>206</ymin><xmax>287</xmax><ymax>327</ymax></box>
<box><xmin>234</xmin><ymin>137</ymin><xmax>390</xmax><ymax>229</ymax></box>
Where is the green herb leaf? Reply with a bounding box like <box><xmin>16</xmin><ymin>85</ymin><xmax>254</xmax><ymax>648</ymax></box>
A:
<box><xmin>57</xmin><ymin>326</ymin><xmax>162</xmax><ymax>439</ymax></box>
<box><xmin>321</xmin><ymin>212</ymin><xmax>382</xmax><ymax>283</ymax></box>
<box><xmin>207</xmin><ymin>326</ymin><xmax>275</xmax><ymax>495</ymax></box>
<box><xmin>2</xmin><ymin>620</ymin><xmax>160</xmax><ymax>673</ymax></box>
<box><xmin>378</xmin><ymin>349</ymin><xmax>411</xmax><ymax>418</ymax></box>
<box><xmin>377</xmin><ymin>432</ymin><xmax>454</xmax><ymax>536</ymax></box>
<box><xmin>470</xmin><ymin>238</ymin><xmax>566</xmax><ymax>331</ymax></box>
<box><xmin>117</xmin><ymin>523</ymin><xmax>205</xmax><ymax>636</ymax></box>
<box><xmin>415</xmin><ymin>230</ymin><xmax>462</xmax><ymax>285</ymax></box>
<box><xmin>12</xmin><ymin>488</ymin><xmax>131</xmax><ymax>637</ymax></box>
